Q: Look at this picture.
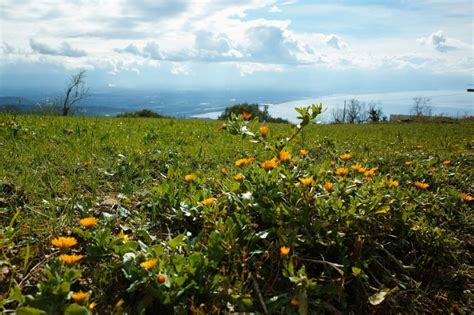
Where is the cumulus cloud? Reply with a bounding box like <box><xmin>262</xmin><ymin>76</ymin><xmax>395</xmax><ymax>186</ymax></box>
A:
<box><xmin>30</xmin><ymin>39</ymin><xmax>87</xmax><ymax>57</ymax></box>
<box><xmin>417</xmin><ymin>30</ymin><xmax>457</xmax><ymax>52</ymax></box>
<box><xmin>269</xmin><ymin>5</ymin><xmax>282</xmax><ymax>13</ymax></box>
<box><xmin>325</xmin><ymin>35</ymin><xmax>346</xmax><ymax>50</ymax></box>
<box><xmin>235</xmin><ymin>62</ymin><xmax>284</xmax><ymax>76</ymax></box>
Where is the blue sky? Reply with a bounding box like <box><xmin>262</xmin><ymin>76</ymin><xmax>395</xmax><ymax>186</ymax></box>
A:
<box><xmin>0</xmin><ymin>0</ymin><xmax>472</xmax><ymax>93</ymax></box>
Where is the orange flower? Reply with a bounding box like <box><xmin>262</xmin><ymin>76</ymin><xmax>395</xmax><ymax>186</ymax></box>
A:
<box><xmin>158</xmin><ymin>274</ymin><xmax>167</xmax><ymax>284</ymax></box>
<box><xmin>280</xmin><ymin>246</ymin><xmax>290</xmax><ymax>257</ymax></box>
<box><xmin>323</xmin><ymin>182</ymin><xmax>334</xmax><ymax>191</ymax></box>
<box><xmin>279</xmin><ymin>151</ymin><xmax>292</xmax><ymax>161</ymax></box>
<box><xmin>363</xmin><ymin>167</ymin><xmax>378</xmax><ymax>177</ymax></box>
<box><xmin>415</xmin><ymin>181</ymin><xmax>429</xmax><ymax>190</ymax></box>
<box><xmin>59</xmin><ymin>254</ymin><xmax>83</xmax><ymax>265</ymax></box>
<box><xmin>79</xmin><ymin>217</ymin><xmax>98</xmax><ymax>228</ymax></box>
<box><xmin>298</xmin><ymin>176</ymin><xmax>314</xmax><ymax>186</ymax></box>
<box><xmin>184</xmin><ymin>174</ymin><xmax>195</xmax><ymax>182</ymax></box>
<box><xmin>299</xmin><ymin>149</ymin><xmax>308</xmax><ymax>157</ymax></box>
<box><xmin>415</xmin><ymin>144</ymin><xmax>423</xmax><ymax>149</ymax></box>
<box><xmin>351</xmin><ymin>164</ymin><xmax>365</xmax><ymax>174</ymax></box>
<box><xmin>290</xmin><ymin>298</ymin><xmax>299</xmax><ymax>306</ymax></box>
<box><xmin>233</xmin><ymin>174</ymin><xmax>244</xmax><ymax>181</ymax></box>
<box><xmin>335</xmin><ymin>167</ymin><xmax>349</xmax><ymax>176</ymax></box>
<box><xmin>71</xmin><ymin>291</ymin><xmax>89</xmax><ymax>303</ymax></box>
<box><xmin>235</xmin><ymin>157</ymin><xmax>254</xmax><ymax>167</ymax></box>
<box><xmin>442</xmin><ymin>160</ymin><xmax>451</xmax><ymax>166</ymax></box>
<box><xmin>201</xmin><ymin>197</ymin><xmax>216</xmax><ymax>207</ymax></box>
<box><xmin>259</xmin><ymin>126</ymin><xmax>269</xmax><ymax>137</ymax></box>
<box><xmin>260</xmin><ymin>158</ymin><xmax>278</xmax><ymax>170</ymax></box>
<box><xmin>428</xmin><ymin>167</ymin><xmax>438</xmax><ymax>173</ymax></box>
<box><xmin>118</xmin><ymin>230</ymin><xmax>129</xmax><ymax>243</ymax></box>
<box><xmin>460</xmin><ymin>192</ymin><xmax>473</xmax><ymax>202</ymax></box>
<box><xmin>339</xmin><ymin>153</ymin><xmax>352</xmax><ymax>161</ymax></box>
<box><xmin>242</xmin><ymin>112</ymin><xmax>252</xmax><ymax>120</ymax></box>
<box><xmin>140</xmin><ymin>258</ymin><xmax>158</xmax><ymax>270</ymax></box>
<box><xmin>387</xmin><ymin>179</ymin><xmax>399</xmax><ymax>188</ymax></box>
<box><xmin>51</xmin><ymin>236</ymin><xmax>77</xmax><ymax>249</ymax></box>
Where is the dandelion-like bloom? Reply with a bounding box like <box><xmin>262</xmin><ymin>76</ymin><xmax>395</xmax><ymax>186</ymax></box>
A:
<box><xmin>387</xmin><ymin>179</ymin><xmax>399</xmax><ymax>188</ymax></box>
<box><xmin>59</xmin><ymin>254</ymin><xmax>83</xmax><ymax>265</ymax></box>
<box><xmin>279</xmin><ymin>151</ymin><xmax>292</xmax><ymax>161</ymax></box>
<box><xmin>184</xmin><ymin>174</ymin><xmax>194</xmax><ymax>182</ymax></box>
<box><xmin>233</xmin><ymin>174</ymin><xmax>244</xmax><ymax>182</ymax></box>
<box><xmin>298</xmin><ymin>176</ymin><xmax>314</xmax><ymax>186</ymax></box>
<box><xmin>71</xmin><ymin>292</ymin><xmax>90</xmax><ymax>302</ymax></box>
<box><xmin>88</xmin><ymin>302</ymin><xmax>97</xmax><ymax>311</ymax></box>
<box><xmin>51</xmin><ymin>236</ymin><xmax>77</xmax><ymax>249</ymax></box>
<box><xmin>290</xmin><ymin>298</ymin><xmax>299</xmax><ymax>306</ymax></box>
<box><xmin>242</xmin><ymin>112</ymin><xmax>252</xmax><ymax>120</ymax></box>
<box><xmin>79</xmin><ymin>217</ymin><xmax>98</xmax><ymax>228</ymax></box>
<box><xmin>260</xmin><ymin>158</ymin><xmax>278</xmax><ymax>170</ymax></box>
<box><xmin>259</xmin><ymin>126</ymin><xmax>269</xmax><ymax>137</ymax></box>
<box><xmin>364</xmin><ymin>167</ymin><xmax>378</xmax><ymax>177</ymax></box>
<box><xmin>140</xmin><ymin>258</ymin><xmax>158</xmax><ymax>270</ymax></box>
<box><xmin>235</xmin><ymin>157</ymin><xmax>254</xmax><ymax>167</ymax></box>
<box><xmin>299</xmin><ymin>149</ymin><xmax>308</xmax><ymax>157</ymax></box>
<box><xmin>335</xmin><ymin>167</ymin><xmax>349</xmax><ymax>176</ymax></box>
<box><xmin>158</xmin><ymin>274</ymin><xmax>167</xmax><ymax>284</ymax></box>
<box><xmin>351</xmin><ymin>164</ymin><xmax>365</xmax><ymax>174</ymax></box>
<box><xmin>280</xmin><ymin>246</ymin><xmax>290</xmax><ymax>257</ymax></box>
<box><xmin>415</xmin><ymin>181</ymin><xmax>429</xmax><ymax>190</ymax></box>
<box><xmin>460</xmin><ymin>192</ymin><xmax>473</xmax><ymax>202</ymax></box>
<box><xmin>220</xmin><ymin>167</ymin><xmax>228</xmax><ymax>174</ymax></box>
<box><xmin>339</xmin><ymin>153</ymin><xmax>352</xmax><ymax>161</ymax></box>
<box><xmin>201</xmin><ymin>197</ymin><xmax>216</xmax><ymax>207</ymax></box>
<box><xmin>443</xmin><ymin>160</ymin><xmax>451</xmax><ymax>166</ymax></box>
<box><xmin>323</xmin><ymin>182</ymin><xmax>334</xmax><ymax>192</ymax></box>
<box><xmin>118</xmin><ymin>230</ymin><xmax>129</xmax><ymax>243</ymax></box>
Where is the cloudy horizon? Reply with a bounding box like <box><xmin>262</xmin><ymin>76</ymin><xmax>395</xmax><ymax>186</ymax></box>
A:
<box><xmin>1</xmin><ymin>0</ymin><xmax>473</xmax><ymax>94</ymax></box>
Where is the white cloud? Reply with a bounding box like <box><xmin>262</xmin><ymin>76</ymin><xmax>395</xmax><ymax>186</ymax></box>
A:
<box><xmin>170</xmin><ymin>62</ymin><xmax>191</xmax><ymax>75</ymax></box>
<box><xmin>235</xmin><ymin>62</ymin><xmax>284</xmax><ymax>76</ymax></box>
<box><xmin>269</xmin><ymin>5</ymin><xmax>282</xmax><ymax>13</ymax></box>
<box><xmin>30</xmin><ymin>39</ymin><xmax>87</xmax><ymax>57</ymax></box>
<box><xmin>417</xmin><ymin>30</ymin><xmax>458</xmax><ymax>52</ymax></box>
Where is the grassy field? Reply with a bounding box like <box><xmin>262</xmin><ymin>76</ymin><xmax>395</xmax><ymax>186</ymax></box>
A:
<box><xmin>1</xmin><ymin>109</ymin><xmax>473</xmax><ymax>314</ymax></box>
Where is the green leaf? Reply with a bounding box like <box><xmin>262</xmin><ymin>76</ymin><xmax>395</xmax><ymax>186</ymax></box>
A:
<box><xmin>351</xmin><ymin>266</ymin><xmax>362</xmax><ymax>276</ymax></box>
<box><xmin>64</xmin><ymin>303</ymin><xmax>90</xmax><ymax>315</ymax></box>
<box><xmin>16</xmin><ymin>307</ymin><xmax>47</xmax><ymax>315</ymax></box>
<box><xmin>168</xmin><ymin>234</ymin><xmax>186</xmax><ymax>249</ymax></box>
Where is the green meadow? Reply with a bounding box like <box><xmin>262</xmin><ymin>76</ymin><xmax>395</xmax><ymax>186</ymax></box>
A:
<box><xmin>1</xmin><ymin>109</ymin><xmax>473</xmax><ymax>314</ymax></box>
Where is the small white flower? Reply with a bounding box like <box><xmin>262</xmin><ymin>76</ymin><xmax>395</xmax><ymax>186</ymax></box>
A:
<box><xmin>241</xmin><ymin>191</ymin><xmax>253</xmax><ymax>200</ymax></box>
<box><xmin>123</xmin><ymin>252</ymin><xmax>136</xmax><ymax>263</ymax></box>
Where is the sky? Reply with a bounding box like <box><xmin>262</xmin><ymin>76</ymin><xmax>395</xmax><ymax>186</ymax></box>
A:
<box><xmin>0</xmin><ymin>0</ymin><xmax>473</xmax><ymax>94</ymax></box>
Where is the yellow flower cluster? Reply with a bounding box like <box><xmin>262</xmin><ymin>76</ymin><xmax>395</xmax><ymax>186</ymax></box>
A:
<box><xmin>279</xmin><ymin>151</ymin><xmax>292</xmax><ymax>161</ymax></box>
<box><xmin>79</xmin><ymin>217</ymin><xmax>98</xmax><ymax>228</ymax></box>
<box><xmin>235</xmin><ymin>157</ymin><xmax>254</xmax><ymax>167</ymax></box>
<box><xmin>260</xmin><ymin>158</ymin><xmax>278</xmax><ymax>170</ymax></box>
<box><xmin>298</xmin><ymin>176</ymin><xmax>314</xmax><ymax>186</ymax></box>
<box><xmin>339</xmin><ymin>153</ymin><xmax>352</xmax><ymax>161</ymax></box>
<box><xmin>335</xmin><ymin>167</ymin><xmax>349</xmax><ymax>176</ymax></box>
<box><xmin>201</xmin><ymin>197</ymin><xmax>216</xmax><ymax>207</ymax></box>
<box><xmin>415</xmin><ymin>181</ymin><xmax>429</xmax><ymax>190</ymax></box>
<box><xmin>140</xmin><ymin>258</ymin><xmax>158</xmax><ymax>270</ymax></box>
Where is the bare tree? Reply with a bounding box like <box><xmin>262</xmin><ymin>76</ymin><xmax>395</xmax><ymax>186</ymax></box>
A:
<box><xmin>331</xmin><ymin>102</ymin><xmax>347</xmax><ymax>124</ymax></box>
<box><xmin>346</xmin><ymin>99</ymin><xmax>362</xmax><ymax>124</ymax></box>
<box><xmin>62</xmin><ymin>70</ymin><xmax>88</xmax><ymax>116</ymax></box>
<box><xmin>410</xmin><ymin>97</ymin><xmax>432</xmax><ymax>118</ymax></box>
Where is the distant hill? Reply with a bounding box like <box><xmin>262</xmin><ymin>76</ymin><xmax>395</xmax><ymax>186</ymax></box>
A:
<box><xmin>0</xmin><ymin>96</ymin><xmax>35</xmax><ymax>106</ymax></box>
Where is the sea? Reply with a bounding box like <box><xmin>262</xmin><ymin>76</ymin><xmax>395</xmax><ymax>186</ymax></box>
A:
<box><xmin>2</xmin><ymin>88</ymin><xmax>473</xmax><ymax>122</ymax></box>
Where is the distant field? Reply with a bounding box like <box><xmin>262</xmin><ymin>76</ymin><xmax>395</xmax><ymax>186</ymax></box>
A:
<box><xmin>1</xmin><ymin>113</ymin><xmax>473</xmax><ymax>314</ymax></box>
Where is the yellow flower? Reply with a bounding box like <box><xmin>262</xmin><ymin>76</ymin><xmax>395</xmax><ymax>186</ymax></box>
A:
<box><xmin>184</xmin><ymin>174</ymin><xmax>194</xmax><ymax>182</ymax></box>
<box><xmin>220</xmin><ymin>167</ymin><xmax>228</xmax><ymax>174</ymax></box>
<box><xmin>242</xmin><ymin>112</ymin><xmax>252</xmax><ymax>120</ymax></box>
<box><xmin>415</xmin><ymin>181</ymin><xmax>429</xmax><ymax>189</ymax></box>
<box><xmin>460</xmin><ymin>192</ymin><xmax>473</xmax><ymax>202</ymax></box>
<box><xmin>443</xmin><ymin>160</ymin><xmax>451</xmax><ymax>166</ymax></box>
<box><xmin>363</xmin><ymin>167</ymin><xmax>378</xmax><ymax>177</ymax></box>
<box><xmin>387</xmin><ymin>179</ymin><xmax>399</xmax><ymax>188</ymax></box>
<box><xmin>71</xmin><ymin>291</ymin><xmax>89</xmax><ymax>303</ymax></box>
<box><xmin>415</xmin><ymin>144</ymin><xmax>423</xmax><ymax>149</ymax></box>
<box><xmin>335</xmin><ymin>167</ymin><xmax>349</xmax><ymax>176</ymax></box>
<box><xmin>140</xmin><ymin>258</ymin><xmax>158</xmax><ymax>270</ymax></box>
<box><xmin>235</xmin><ymin>157</ymin><xmax>254</xmax><ymax>167</ymax></box>
<box><xmin>79</xmin><ymin>217</ymin><xmax>98</xmax><ymax>228</ymax></box>
<box><xmin>88</xmin><ymin>302</ymin><xmax>97</xmax><ymax>311</ymax></box>
<box><xmin>299</xmin><ymin>149</ymin><xmax>308</xmax><ymax>157</ymax></box>
<box><xmin>298</xmin><ymin>176</ymin><xmax>314</xmax><ymax>186</ymax></box>
<box><xmin>351</xmin><ymin>164</ymin><xmax>365</xmax><ymax>174</ymax></box>
<box><xmin>323</xmin><ymin>182</ymin><xmax>334</xmax><ymax>192</ymax></box>
<box><xmin>118</xmin><ymin>230</ymin><xmax>129</xmax><ymax>243</ymax></box>
<box><xmin>279</xmin><ymin>151</ymin><xmax>292</xmax><ymax>161</ymax></box>
<box><xmin>201</xmin><ymin>197</ymin><xmax>216</xmax><ymax>207</ymax></box>
<box><xmin>233</xmin><ymin>174</ymin><xmax>244</xmax><ymax>181</ymax></box>
<box><xmin>158</xmin><ymin>274</ymin><xmax>167</xmax><ymax>284</ymax></box>
<box><xmin>280</xmin><ymin>246</ymin><xmax>290</xmax><ymax>257</ymax></box>
<box><xmin>259</xmin><ymin>126</ymin><xmax>269</xmax><ymax>137</ymax></box>
<box><xmin>330</xmin><ymin>160</ymin><xmax>336</xmax><ymax>165</ymax></box>
<box><xmin>59</xmin><ymin>254</ymin><xmax>83</xmax><ymax>265</ymax></box>
<box><xmin>51</xmin><ymin>236</ymin><xmax>77</xmax><ymax>249</ymax></box>
<box><xmin>260</xmin><ymin>158</ymin><xmax>278</xmax><ymax>170</ymax></box>
<box><xmin>405</xmin><ymin>161</ymin><xmax>412</xmax><ymax>165</ymax></box>
<box><xmin>339</xmin><ymin>153</ymin><xmax>352</xmax><ymax>161</ymax></box>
